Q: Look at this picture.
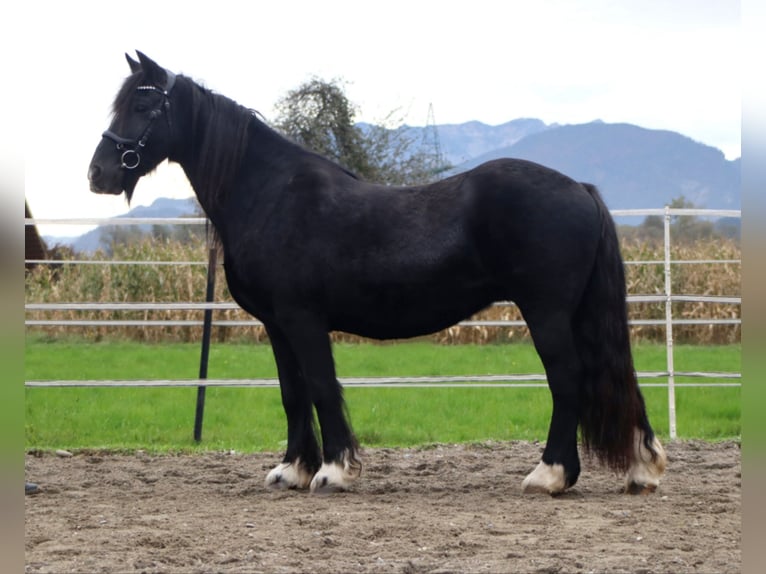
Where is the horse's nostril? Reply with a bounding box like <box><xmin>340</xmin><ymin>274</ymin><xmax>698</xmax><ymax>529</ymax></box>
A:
<box><xmin>88</xmin><ymin>164</ymin><xmax>102</xmax><ymax>183</ymax></box>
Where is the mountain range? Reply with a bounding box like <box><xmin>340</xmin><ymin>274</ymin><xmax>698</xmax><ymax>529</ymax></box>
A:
<box><xmin>45</xmin><ymin>118</ymin><xmax>740</xmax><ymax>253</ymax></box>
<box><xmin>407</xmin><ymin>118</ymin><xmax>739</xmax><ymax>210</ymax></box>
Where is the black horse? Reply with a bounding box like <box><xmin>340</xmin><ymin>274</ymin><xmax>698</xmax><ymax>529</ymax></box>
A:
<box><xmin>88</xmin><ymin>52</ymin><xmax>666</xmax><ymax>495</ymax></box>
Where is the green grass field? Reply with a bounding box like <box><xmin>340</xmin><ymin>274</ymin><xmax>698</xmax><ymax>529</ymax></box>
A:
<box><xmin>24</xmin><ymin>336</ymin><xmax>740</xmax><ymax>452</ymax></box>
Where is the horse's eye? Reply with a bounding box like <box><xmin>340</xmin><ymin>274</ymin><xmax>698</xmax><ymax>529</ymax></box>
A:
<box><xmin>134</xmin><ymin>103</ymin><xmax>148</xmax><ymax>113</ymax></box>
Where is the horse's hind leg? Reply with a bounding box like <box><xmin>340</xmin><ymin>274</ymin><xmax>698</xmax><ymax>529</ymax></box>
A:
<box><xmin>521</xmin><ymin>309</ymin><xmax>583</xmax><ymax>495</ymax></box>
<box><xmin>625</xmin><ymin>426</ymin><xmax>667</xmax><ymax>494</ymax></box>
<box><xmin>263</xmin><ymin>324</ymin><xmax>321</xmax><ymax>490</ymax></box>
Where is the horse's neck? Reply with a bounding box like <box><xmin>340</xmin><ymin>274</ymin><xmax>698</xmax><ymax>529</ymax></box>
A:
<box><xmin>170</xmin><ymin>81</ymin><xmax>248</xmax><ymax>220</ymax></box>
<box><xmin>173</xmin><ymin>92</ymin><xmax>297</xmax><ymax>226</ymax></box>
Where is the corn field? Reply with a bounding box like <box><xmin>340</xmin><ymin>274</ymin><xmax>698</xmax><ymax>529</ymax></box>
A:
<box><xmin>25</xmin><ymin>234</ymin><xmax>741</xmax><ymax>345</ymax></box>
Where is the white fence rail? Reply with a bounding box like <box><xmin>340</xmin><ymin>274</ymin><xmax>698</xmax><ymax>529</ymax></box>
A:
<box><xmin>25</xmin><ymin>208</ymin><xmax>742</xmax><ymax>439</ymax></box>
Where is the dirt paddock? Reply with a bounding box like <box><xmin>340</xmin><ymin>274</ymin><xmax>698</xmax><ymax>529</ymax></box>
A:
<box><xmin>25</xmin><ymin>440</ymin><xmax>740</xmax><ymax>573</ymax></box>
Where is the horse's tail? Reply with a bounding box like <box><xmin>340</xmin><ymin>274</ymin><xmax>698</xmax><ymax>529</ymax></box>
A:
<box><xmin>574</xmin><ymin>183</ymin><xmax>659</xmax><ymax>472</ymax></box>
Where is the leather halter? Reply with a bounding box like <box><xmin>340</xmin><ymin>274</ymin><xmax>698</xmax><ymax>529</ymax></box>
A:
<box><xmin>101</xmin><ymin>70</ymin><xmax>177</xmax><ymax>170</ymax></box>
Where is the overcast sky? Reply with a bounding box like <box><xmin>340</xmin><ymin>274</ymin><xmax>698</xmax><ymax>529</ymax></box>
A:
<box><xmin>17</xmin><ymin>0</ymin><xmax>740</xmax><ymax>237</ymax></box>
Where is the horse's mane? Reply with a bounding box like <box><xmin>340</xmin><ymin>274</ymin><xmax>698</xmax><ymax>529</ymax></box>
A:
<box><xmin>111</xmin><ymin>73</ymin><xmax>145</xmax><ymax>129</ymax></box>
<box><xmin>186</xmin><ymin>78</ymin><xmax>252</xmax><ymax>207</ymax></box>
<box><xmin>169</xmin><ymin>77</ymin><xmax>358</xmax><ymax>205</ymax></box>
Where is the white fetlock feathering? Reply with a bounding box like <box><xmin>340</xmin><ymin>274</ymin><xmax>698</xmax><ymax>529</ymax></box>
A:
<box><xmin>265</xmin><ymin>458</ymin><xmax>313</xmax><ymax>490</ymax></box>
<box><xmin>625</xmin><ymin>431</ymin><xmax>667</xmax><ymax>494</ymax></box>
<box><xmin>521</xmin><ymin>461</ymin><xmax>567</xmax><ymax>495</ymax></box>
<box><xmin>309</xmin><ymin>450</ymin><xmax>361</xmax><ymax>493</ymax></box>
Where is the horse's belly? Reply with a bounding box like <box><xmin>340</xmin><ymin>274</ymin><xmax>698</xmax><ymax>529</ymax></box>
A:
<box><xmin>329</xmin><ymin>283</ymin><xmax>498</xmax><ymax>340</ymax></box>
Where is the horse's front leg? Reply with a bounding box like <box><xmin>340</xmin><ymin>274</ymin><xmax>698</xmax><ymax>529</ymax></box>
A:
<box><xmin>274</xmin><ymin>311</ymin><xmax>361</xmax><ymax>493</ymax></box>
<box><xmin>263</xmin><ymin>324</ymin><xmax>321</xmax><ymax>490</ymax></box>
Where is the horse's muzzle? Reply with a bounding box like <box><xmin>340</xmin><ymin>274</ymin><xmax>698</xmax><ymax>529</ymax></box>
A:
<box><xmin>87</xmin><ymin>163</ymin><xmax>122</xmax><ymax>195</ymax></box>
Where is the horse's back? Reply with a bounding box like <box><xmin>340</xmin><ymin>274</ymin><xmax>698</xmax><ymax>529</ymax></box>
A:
<box><xmin>460</xmin><ymin>158</ymin><xmax>596</xmax><ymax>218</ymax></box>
<box><xmin>456</xmin><ymin>159</ymin><xmax>603</xmax><ymax>306</ymax></box>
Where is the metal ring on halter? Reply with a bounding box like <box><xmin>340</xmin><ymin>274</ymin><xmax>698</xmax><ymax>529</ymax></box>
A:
<box><xmin>120</xmin><ymin>149</ymin><xmax>141</xmax><ymax>170</ymax></box>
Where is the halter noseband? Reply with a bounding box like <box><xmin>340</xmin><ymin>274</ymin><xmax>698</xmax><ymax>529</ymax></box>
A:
<box><xmin>102</xmin><ymin>70</ymin><xmax>177</xmax><ymax>170</ymax></box>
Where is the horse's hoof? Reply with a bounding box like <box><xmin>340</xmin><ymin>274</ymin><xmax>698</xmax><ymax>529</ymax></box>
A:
<box><xmin>309</xmin><ymin>464</ymin><xmax>353</xmax><ymax>494</ymax></box>
<box><xmin>310</xmin><ymin>473</ymin><xmax>348</xmax><ymax>494</ymax></box>
<box><xmin>521</xmin><ymin>461</ymin><xmax>567</xmax><ymax>495</ymax></box>
<box><xmin>309</xmin><ymin>456</ymin><xmax>361</xmax><ymax>494</ymax></box>
<box><xmin>265</xmin><ymin>459</ymin><xmax>312</xmax><ymax>490</ymax></box>
<box><xmin>625</xmin><ymin>481</ymin><xmax>658</xmax><ymax>495</ymax></box>
<box><xmin>624</xmin><ymin>432</ymin><xmax>667</xmax><ymax>495</ymax></box>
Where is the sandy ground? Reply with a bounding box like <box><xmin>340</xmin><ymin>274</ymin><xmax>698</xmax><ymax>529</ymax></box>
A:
<box><xmin>25</xmin><ymin>440</ymin><xmax>740</xmax><ymax>573</ymax></box>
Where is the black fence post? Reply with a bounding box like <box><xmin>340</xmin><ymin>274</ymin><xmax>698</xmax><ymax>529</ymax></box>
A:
<box><xmin>194</xmin><ymin>232</ymin><xmax>218</xmax><ymax>443</ymax></box>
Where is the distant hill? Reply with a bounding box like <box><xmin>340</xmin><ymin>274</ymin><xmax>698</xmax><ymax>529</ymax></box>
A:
<box><xmin>450</xmin><ymin>121</ymin><xmax>740</xmax><ymax>210</ymax></box>
<box><xmin>44</xmin><ymin>197</ymin><xmax>200</xmax><ymax>254</ymax></box>
<box><xmin>403</xmin><ymin>118</ymin><xmax>551</xmax><ymax>166</ymax></box>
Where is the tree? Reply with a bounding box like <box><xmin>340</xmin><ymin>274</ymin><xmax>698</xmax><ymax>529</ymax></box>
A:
<box><xmin>668</xmin><ymin>196</ymin><xmax>715</xmax><ymax>242</ymax></box>
<box><xmin>630</xmin><ymin>196</ymin><xmax>719</xmax><ymax>244</ymax></box>
<box><xmin>273</xmin><ymin>78</ymin><xmax>446</xmax><ymax>185</ymax></box>
<box><xmin>637</xmin><ymin>214</ymin><xmax>664</xmax><ymax>242</ymax></box>
<box><xmin>274</xmin><ymin>78</ymin><xmax>369</xmax><ymax>173</ymax></box>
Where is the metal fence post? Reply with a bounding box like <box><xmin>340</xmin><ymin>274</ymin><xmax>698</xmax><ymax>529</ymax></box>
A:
<box><xmin>194</xmin><ymin>226</ymin><xmax>218</xmax><ymax>442</ymax></box>
<box><xmin>663</xmin><ymin>206</ymin><xmax>677</xmax><ymax>439</ymax></box>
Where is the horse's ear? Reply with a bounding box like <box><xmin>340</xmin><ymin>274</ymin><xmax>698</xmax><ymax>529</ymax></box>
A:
<box><xmin>125</xmin><ymin>52</ymin><xmax>141</xmax><ymax>74</ymax></box>
<box><xmin>135</xmin><ymin>51</ymin><xmax>166</xmax><ymax>85</ymax></box>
